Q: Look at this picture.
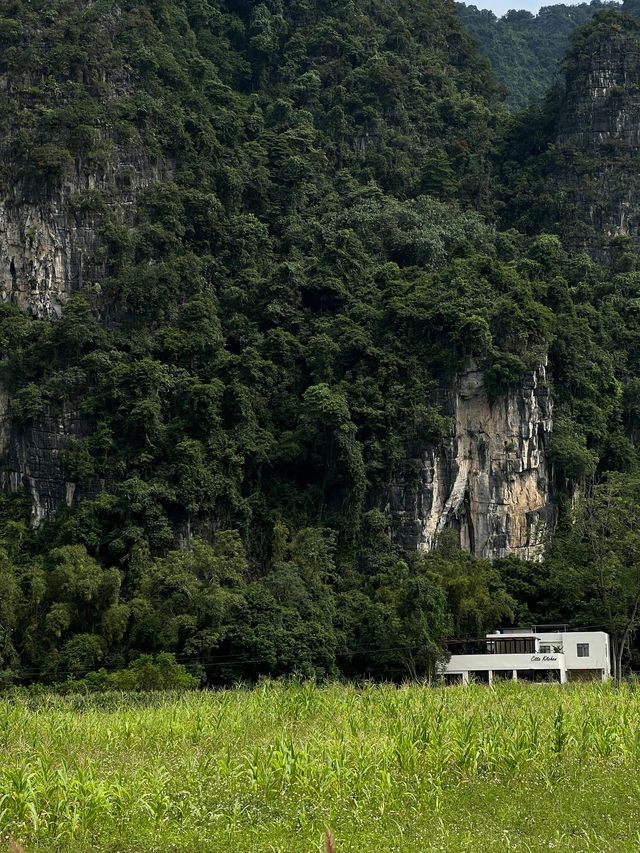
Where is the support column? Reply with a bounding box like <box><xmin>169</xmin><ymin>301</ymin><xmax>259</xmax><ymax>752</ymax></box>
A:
<box><xmin>462</xmin><ymin>672</ymin><xmax>469</xmax><ymax>686</ymax></box>
<box><xmin>512</xmin><ymin>670</ymin><xmax>518</xmax><ymax>681</ymax></box>
<box><xmin>488</xmin><ymin>671</ymin><xmax>493</xmax><ymax>686</ymax></box>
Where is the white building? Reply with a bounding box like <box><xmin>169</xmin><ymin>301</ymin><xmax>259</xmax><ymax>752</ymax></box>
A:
<box><xmin>443</xmin><ymin>626</ymin><xmax>611</xmax><ymax>684</ymax></box>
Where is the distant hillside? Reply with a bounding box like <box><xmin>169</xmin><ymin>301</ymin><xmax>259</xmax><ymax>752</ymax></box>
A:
<box><xmin>457</xmin><ymin>0</ymin><xmax>616</xmax><ymax>108</ymax></box>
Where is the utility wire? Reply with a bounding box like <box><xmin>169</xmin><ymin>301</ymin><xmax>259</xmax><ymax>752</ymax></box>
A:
<box><xmin>2</xmin><ymin>642</ymin><xmax>439</xmax><ymax>682</ymax></box>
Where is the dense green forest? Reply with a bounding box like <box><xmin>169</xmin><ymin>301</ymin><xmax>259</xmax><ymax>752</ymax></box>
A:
<box><xmin>457</xmin><ymin>0</ymin><xmax>640</xmax><ymax>109</ymax></box>
<box><xmin>1</xmin><ymin>0</ymin><xmax>640</xmax><ymax>687</ymax></box>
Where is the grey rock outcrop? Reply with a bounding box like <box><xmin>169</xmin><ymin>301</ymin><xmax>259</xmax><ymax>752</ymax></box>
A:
<box><xmin>556</xmin><ymin>14</ymin><xmax>640</xmax><ymax>255</ymax></box>
<box><xmin>0</xmin><ymin>152</ymin><xmax>168</xmax><ymax>519</ymax></box>
<box><xmin>0</xmin><ymin>409</ymin><xmax>99</xmax><ymax>526</ymax></box>
<box><xmin>0</xmin><ymin>153</ymin><xmax>169</xmax><ymax>318</ymax></box>
<box><xmin>384</xmin><ymin>362</ymin><xmax>554</xmax><ymax>561</ymax></box>
<box><xmin>0</xmin><ymin>60</ymin><xmax>171</xmax><ymax>512</ymax></box>
<box><xmin>559</xmin><ymin>26</ymin><xmax>640</xmax><ymax>152</ymax></box>
<box><xmin>0</xmin><ymin>21</ymin><xmax>171</xmax><ymax>319</ymax></box>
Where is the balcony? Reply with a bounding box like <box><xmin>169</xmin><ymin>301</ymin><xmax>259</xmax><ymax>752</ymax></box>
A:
<box><xmin>443</xmin><ymin>651</ymin><xmax>567</xmax><ymax>684</ymax></box>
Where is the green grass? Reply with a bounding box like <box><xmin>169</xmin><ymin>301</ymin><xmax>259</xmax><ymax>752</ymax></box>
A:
<box><xmin>1</xmin><ymin>681</ymin><xmax>640</xmax><ymax>851</ymax></box>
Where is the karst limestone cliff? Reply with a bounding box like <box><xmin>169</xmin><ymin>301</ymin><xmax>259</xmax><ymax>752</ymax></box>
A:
<box><xmin>0</xmin><ymin>153</ymin><xmax>168</xmax><ymax>318</ymax></box>
<box><xmin>0</xmin><ymin>174</ymin><xmax>560</xmax><ymax>558</ymax></box>
<box><xmin>0</xmin><ymin>150</ymin><xmax>168</xmax><ymax>522</ymax></box>
<box><xmin>0</xmin><ymin>165</ymin><xmax>559</xmax><ymax>555</ymax></box>
<box><xmin>5</xmin><ymin>358</ymin><xmax>556</xmax><ymax>558</ymax></box>
<box><xmin>384</xmin><ymin>362</ymin><xmax>554</xmax><ymax>561</ymax></box>
<box><xmin>0</xmin><ymin>6</ymin><xmax>564</xmax><ymax>558</ymax></box>
<box><xmin>557</xmin><ymin>13</ymin><xmax>640</xmax><ymax>256</ymax></box>
<box><xmin>0</xmin><ymin>403</ymin><xmax>99</xmax><ymax>527</ymax></box>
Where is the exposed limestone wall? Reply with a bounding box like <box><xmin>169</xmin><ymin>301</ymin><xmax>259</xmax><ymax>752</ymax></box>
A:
<box><xmin>559</xmin><ymin>30</ymin><xmax>640</xmax><ymax>152</ymax></box>
<box><xmin>0</xmin><ymin>402</ymin><xmax>100</xmax><ymax>526</ymax></box>
<box><xmin>0</xmin><ymin>36</ymin><xmax>171</xmax><ymax>319</ymax></box>
<box><xmin>0</xmin><ymin>152</ymin><xmax>169</xmax><ymax>318</ymax></box>
<box><xmin>1</xmin><ymin>361</ymin><xmax>556</xmax><ymax>549</ymax></box>
<box><xmin>557</xmin><ymin>22</ymin><xmax>640</xmax><ymax>255</ymax></box>
<box><xmin>385</xmin><ymin>362</ymin><xmax>554</xmax><ymax>561</ymax></box>
<box><xmin>0</xmin><ymin>189</ymin><xmax>75</xmax><ymax>318</ymax></box>
<box><xmin>0</xmin><ymin>49</ymin><xmax>174</xmax><ymax>510</ymax></box>
<box><xmin>0</xmin><ymin>155</ymin><xmax>169</xmax><ymax>519</ymax></box>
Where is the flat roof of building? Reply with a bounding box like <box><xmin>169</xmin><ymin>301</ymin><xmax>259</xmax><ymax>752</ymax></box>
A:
<box><xmin>485</xmin><ymin>631</ymin><xmax>538</xmax><ymax>640</ymax></box>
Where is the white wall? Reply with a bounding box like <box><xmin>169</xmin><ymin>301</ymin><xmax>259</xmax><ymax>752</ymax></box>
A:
<box><xmin>558</xmin><ymin>631</ymin><xmax>610</xmax><ymax>676</ymax></box>
<box><xmin>445</xmin><ymin>652</ymin><xmax>565</xmax><ymax>674</ymax></box>
<box><xmin>445</xmin><ymin>631</ymin><xmax>612</xmax><ymax>682</ymax></box>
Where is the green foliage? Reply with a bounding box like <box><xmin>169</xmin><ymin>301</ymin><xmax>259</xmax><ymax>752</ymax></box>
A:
<box><xmin>60</xmin><ymin>653</ymin><xmax>199</xmax><ymax>692</ymax></box>
<box><xmin>483</xmin><ymin>352</ymin><xmax>527</xmax><ymax>401</ymax></box>
<box><xmin>0</xmin><ymin>684</ymin><xmax>639</xmax><ymax>850</ymax></box>
<box><xmin>424</xmin><ymin>532</ymin><xmax>515</xmax><ymax>637</ymax></box>
<box><xmin>548</xmin><ymin>472</ymin><xmax>640</xmax><ymax>678</ymax></box>
<box><xmin>457</xmin><ymin>1</ymin><xmax>616</xmax><ymax>109</ymax></box>
<box><xmin>1</xmin><ymin>0</ymin><xmax>640</xmax><ymax>685</ymax></box>
<box><xmin>23</xmin><ymin>144</ymin><xmax>74</xmax><ymax>181</ymax></box>
<box><xmin>328</xmin><ymin>191</ymin><xmax>491</xmax><ymax>267</ymax></box>
<box><xmin>547</xmin><ymin>412</ymin><xmax>599</xmax><ymax>483</ymax></box>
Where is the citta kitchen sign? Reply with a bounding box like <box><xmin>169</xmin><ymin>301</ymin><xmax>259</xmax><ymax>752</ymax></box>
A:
<box><xmin>530</xmin><ymin>654</ymin><xmax>558</xmax><ymax>662</ymax></box>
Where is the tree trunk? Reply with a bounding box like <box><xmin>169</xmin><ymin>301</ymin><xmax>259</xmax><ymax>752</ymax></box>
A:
<box><xmin>615</xmin><ymin>591</ymin><xmax>640</xmax><ymax>683</ymax></box>
<box><xmin>611</xmin><ymin>636</ymin><xmax>619</xmax><ymax>683</ymax></box>
<box><xmin>616</xmin><ymin>643</ymin><xmax>625</xmax><ymax>684</ymax></box>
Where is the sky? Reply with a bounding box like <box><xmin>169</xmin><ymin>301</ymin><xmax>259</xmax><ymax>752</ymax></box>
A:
<box><xmin>469</xmin><ymin>0</ymin><xmax>591</xmax><ymax>15</ymax></box>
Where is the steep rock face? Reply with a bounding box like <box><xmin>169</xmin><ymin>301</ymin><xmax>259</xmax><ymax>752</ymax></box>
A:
<box><xmin>0</xmin><ymin>13</ymin><xmax>172</xmax><ymax>319</ymax></box>
<box><xmin>0</xmin><ymin>153</ymin><xmax>169</xmax><ymax>318</ymax></box>
<box><xmin>559</xmin><ymin>26</ymin><xmax>640</xmax><ymax>152</ymax></box>
<box><xmin>556</xmin><ymin>13</ymin><xmax>640</xmax><ymax>255</ymax></box>
<box><xmin>0</xmin><ymin>153</ymin><xmax>168</xmax><ymax>519</ymax></box>
<box><xmin>385</xmin><ymin>362</ymin><xmax>554</xmax><ymax>561</ymax></box>
<box><xmin>0</xmin><ymin>188</ymin><xmax>77</xmax><ymax>318</ymax></box>
<box><xmin>2</xmin><ymin>361</ymin><xmax>556</xmax><ymax>558</ymax></box>
<box><xmin>0</xmin><ymin>409</ymin><xmax>100</xmax><ymax>526</ymax></box>
<box><xmin>0</xmin><ymin>53</ymin><xmax>172</xmax><ymax>510</ymax></box>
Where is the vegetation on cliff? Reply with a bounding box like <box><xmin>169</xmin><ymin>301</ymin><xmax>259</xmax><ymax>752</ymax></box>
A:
<box><xmin>457</xmin><ymin>0</ymin><xmax>640</xmax><ymax>109</ymax></box>
<box><xmin>457</xmin><ymin>0</ymin><xmax>609</xmax><ymax>109</ymax></box>
<box><xmin>0</xmin><ymin>1</ymin><xmax>640</xmax><ymax>684</ymax></box>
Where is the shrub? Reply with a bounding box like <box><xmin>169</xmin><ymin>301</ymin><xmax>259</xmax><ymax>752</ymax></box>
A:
<box><xmin>23</xmin><ymin>144</ymin><xmax>74</xmax><ymax>181</ymax></box>
<box><xmin>59</xmin><ymin>653</ymin><xmax>200</xmax><ymax>693</ymax></box>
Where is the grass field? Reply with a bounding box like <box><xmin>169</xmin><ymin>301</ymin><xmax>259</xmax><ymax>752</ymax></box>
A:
<box><xmin>1</xmin><ymin>681</ymin><xmax>640</xmax><ymax>852</ymax></box>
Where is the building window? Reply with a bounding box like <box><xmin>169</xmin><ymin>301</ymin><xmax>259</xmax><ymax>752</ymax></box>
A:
<box><xmin>539</xmin><ymin>645</ymin><xmax>551</xmax><ymax>653</ymax></box>
<box><xmin>491</xmin><ymin>638</ymin><xmax>536</xmax><ymax>655</ymax></box>
<box><xmin>577</xmin><ymin>643</ymin><xmax>590</xmax><ymax>658</ymax></box>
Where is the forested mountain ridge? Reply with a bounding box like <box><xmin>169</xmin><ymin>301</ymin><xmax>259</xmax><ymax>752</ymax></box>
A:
<box><xmin>457</xmin><ymin>0</ymin><xmax>640</xmax><ymax>109</ymax></box>
<box><xmin>0</xmin><ymin>0</ymin><xmax>640</xmax><ymax>683</ymax></box>
<box><xmin>501</xmin><ymin>9</ymin><xmax>640</xmax><ymax>256</ymax></box>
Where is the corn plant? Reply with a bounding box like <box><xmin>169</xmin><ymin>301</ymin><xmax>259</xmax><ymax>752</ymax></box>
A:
<box><xmin>0</xmin><ymin>682</ymin><xmax>639</xmax><ymax>851</ymax></box>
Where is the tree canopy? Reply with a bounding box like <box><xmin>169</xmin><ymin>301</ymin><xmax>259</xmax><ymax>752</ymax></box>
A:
<box><xmin>0</xmin><ymin>0</ymin><xmax>640</xmax><ymax>684</ymax></box>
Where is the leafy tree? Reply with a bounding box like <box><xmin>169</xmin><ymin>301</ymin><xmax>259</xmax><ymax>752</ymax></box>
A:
<box><xmin>60</xmin><ymin>653</ymin><xmax>199</xmax><ymax>692</ymax></box>
<box><xmin>0</xmin><ymin>549</ymin><xmax>19</xmax><ymax>681</ymax></box>
<box><xmin>548</xmin><ymin>473</ymin><xmax>640</xmax><ymax>680</ymax></box>
<box><xmin>2</xmin><ymin>0</ymin><xmax>640</xmax><ymax>687</ymax></box>
<box><xmin>420</xmin><ymin>532</ymin><xmax>515</xmax><ymax>638</ymax></box>
<box><xmin>343</xmin><ymin>511</ymin><xmax>449</xmax><ymax>679</ymax></box>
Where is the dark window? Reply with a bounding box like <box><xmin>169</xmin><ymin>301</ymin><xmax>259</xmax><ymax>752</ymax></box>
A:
<box><xmin>492</xmin><ymin>670</ymin><xmax>512</xmax><ymax>682</ymax></box>
<box><xmin>470</xmin><ymin>670</ymin><xmax>490</xmax><ymax>684</ymax></box>
<box><xmin>539</xmin><ymin>644</ymin><xmax>551</xmax><ymax>653</ymax></box>
<box><xmin>492</xmin><ymin>637</ymin><xmax>535</xmax><ymax>655</ymax></box>
<box><xmin>517</xmin><ymin>669</ymin><xmax>560</xmax><ymax>683</ymax></box>
<box><xmin>577</xmin><ymin>643</ymin><xmax>590</xmax><ymax>658</ymax></box>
